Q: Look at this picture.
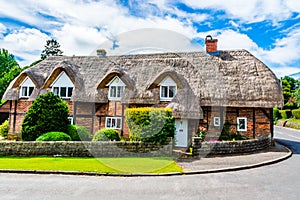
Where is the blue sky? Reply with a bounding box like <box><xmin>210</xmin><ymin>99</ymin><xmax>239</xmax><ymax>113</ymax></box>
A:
<box><xmin>0</xmin><ymin>0</ymin><xmax>300</xmax><ymax>77</ymax></box>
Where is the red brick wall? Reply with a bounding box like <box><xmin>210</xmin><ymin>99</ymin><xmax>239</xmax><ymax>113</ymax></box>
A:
<box><xmin>202</xmin><ymin>106</ymin><xmax>271</xmax><ymax>139</ymax></box>
<box><xmin>0</xmin><ymin>101</ymin><xmax>10</xmax><ymax>112</ymax></box>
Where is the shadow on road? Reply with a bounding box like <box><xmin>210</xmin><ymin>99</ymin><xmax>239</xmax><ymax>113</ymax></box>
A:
<box><xmin>276</xmin><ymin>138</ymin><xmax>300</xmax><ymax>154</ymax></box>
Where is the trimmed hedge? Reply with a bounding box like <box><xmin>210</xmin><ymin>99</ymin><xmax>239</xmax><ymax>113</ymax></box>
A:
<box><xmin>0</xmin><ymin>120</ymin><xmax>8</xmax><ymax>137</ymax></box>
<box><xmin>124</xmin><ymin>107</ymin><xmax>175</xmax><ymax>144</ymax></box>
<box><xmin>68</xmin><ymin>124</ymin><xmax>91</xmax><ymax>141</ymax></box>
<box><xmin>279</xmin><ymin>109</ymin><xmax>292</xmax><ymax>119</ymax></box>
<box><xmin>92</xmin><ymin>128</ymin><xmax>120</xmax><ymax>141</ymax></box>
<box><xmin>36</xmin><ymin>132</ymin><xmax>72</xmax><ymax>141</ymax></box>
<box><xmin>292</xmin><ymin>109</ymin><xmax>300</xmax><ymax>119</ymax></box>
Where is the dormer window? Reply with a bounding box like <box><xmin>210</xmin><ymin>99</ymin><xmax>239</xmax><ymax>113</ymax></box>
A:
<box><xmin>107</xmin><ymin>76</ymin><xmax>126</xmax><ymax>101</ymax></box>
<box><xmin>51</xmin><ymin>71</ymin><xmax>74</xmax><ymax>99</ymax></box>
<box><xmin>159</xmin><ymin>76</ymin><xmax>177</xmax><ymax>101</ymax></box>
<box><xmin>19</xmin><ymin>77</ymin><xmax>35</xmax><ymax>98</ymax></box>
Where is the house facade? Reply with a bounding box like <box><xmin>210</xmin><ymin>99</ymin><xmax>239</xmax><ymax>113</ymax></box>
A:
<box><xmin>2</xmin><ymin>38</ymin><xmax>283</xmax><ymax>146</ymax></box>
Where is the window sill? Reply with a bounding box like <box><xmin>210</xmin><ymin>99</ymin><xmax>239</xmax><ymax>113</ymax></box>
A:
<box><xmin>108</xmin><ymin>98</ymin><xmax>122</xmax><ymax>101</ymax></box>
<box><xmin>160</xmin><ymin>98</ymin><xmax>173</xmax><ymax>102</ymax></box>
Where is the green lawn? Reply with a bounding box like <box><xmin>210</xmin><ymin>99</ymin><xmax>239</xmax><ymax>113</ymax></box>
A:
<box><xmin>0</xmin><ymin>156</ymin><xmax>183</xmax><ymax>174</ymax></box>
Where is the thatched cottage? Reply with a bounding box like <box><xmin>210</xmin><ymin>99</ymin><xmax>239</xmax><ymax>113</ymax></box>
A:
<box><xmin>2</xmin><ymin>36</ymin><xmax>283</xmax><ymax>146</ymax></box>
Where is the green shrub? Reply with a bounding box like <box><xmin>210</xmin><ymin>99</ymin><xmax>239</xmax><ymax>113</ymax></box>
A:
<box><xmin>21</xmin><ymin>92</ymin><xmax>70</xmax><ymax>141</ymax></box>
<box><xmin>0</xmin><ymin>120</ymin><xmax>8</xmax><ymax>137</ymax></box>
<box><xmin>273</xmin><ymin>108</ymin><xmax>281</xmax><ymax>120</ymax></box>
<box><xmin>279</xmin><ymin>109</ymin><xmax>292</xmax><ymax>119</ymax></box>
<box><xmin>36</xmin><ymin>132</ymin><xmax>71</xmax><ymax>141</ymax></box>
<box><xmin>292</xmin><ymin>109</ymin><xmax>300</xmax><ymax>119</ymax></box>
<box><xmin>68</xmin><ymin>124</ymin><xmax>91</xmax><ymax>141</ymax></box>
<box><xmin>124</xmin><ymin>107</ymin><xmax>175</xmax><ymax>144</ymax></box>
<box><xmin>283</xmin><ymin>101</ymin><xmax>296</xmax><ymax>110</ymax></box>
<box><xmin>92</xmin><ymin>128</ymin><xmax>120</xmax><ymax>141</ymax></box>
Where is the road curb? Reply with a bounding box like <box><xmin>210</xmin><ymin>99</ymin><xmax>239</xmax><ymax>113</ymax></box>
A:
<box><xmin>0</xmin><ymin>142</ymin><xmax>292</xmax><ymax>177</ymax></box>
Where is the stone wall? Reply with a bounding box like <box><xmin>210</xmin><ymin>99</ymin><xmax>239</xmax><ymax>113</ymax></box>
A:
<box><xmin>192</xmin><ymin>137</ymin><xmax>270</xmax><ymax>156</ymax></box>
<box><xmin>0</xmin><ymin>141</ymin><xmax>173</xmax><ymax>157</ymax></box>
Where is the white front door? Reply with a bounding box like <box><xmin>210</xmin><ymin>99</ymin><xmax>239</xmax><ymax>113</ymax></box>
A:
<box><xmin>175</xmin><ymin>119</ymin><xmax>188</xmax><ymax>147</ymax></box>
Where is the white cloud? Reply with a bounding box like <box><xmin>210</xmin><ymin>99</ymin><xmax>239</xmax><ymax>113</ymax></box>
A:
<box><xmin>52</xmin><ymin>24</ymin><xmax>107</xmax><ymax>56</ymax></box>
<box><xmin>286</xmin><ymin>0</ymin><xmax>300</xmax><ymax>13</ymax></box>
<box><xmin>0</xmin><ymin>23</ymin><xmax>6</xmax><ymax>35</ymax></box>
<box><xmin>1</xmin><ymin>28</ymin><xmax>49</xmax><ymax>66</ymax></box>
<box><xmin>272</xmin><ymin>66</ymin><xmax>300</xmax><ymax>78</ymax></box>
<box><xmin>181</xmin><ymin>0</ymin><xmax>296</xmax><ymax>24</ymax></box>
<box><xmin>201</xmin><ymin>29</ymin><xmax>259</xmax><ymax>52</ymax></box>
<box><xmin>96</xmin><ymin>28</ymin><xmax>201</xmax><ymax>56</ymax></box>
<box><xmin>261</xmin><ymin>28</ymin><xmax>300</xmax><ymax>65</ymax></box>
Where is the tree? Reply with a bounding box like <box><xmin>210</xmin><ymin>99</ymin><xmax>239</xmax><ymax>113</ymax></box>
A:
<box><xmin>41</xmin><ymin>39</ymin><xmax>63</xmax><ymax>60</ymax></box>
<box><xmin>294</xmin><ymin>88</ymin><xmax>300</xmax><ymax>108</ymax></box>
<box><xmin>280</xmin><ymin>76</ymin><xmax>299</xmax><ymax>107</ymax></box>
<box><xmin>0</xmin><ymin>49</ymin><xmax>22</xmax><ymax>99</ymax></box>
<box><xmin>21</xmin><ymin>92</ymin><xmax>70</xmax><ymax>141</ymax></box>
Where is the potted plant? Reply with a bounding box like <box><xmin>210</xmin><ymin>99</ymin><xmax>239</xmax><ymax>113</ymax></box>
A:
<box><xmin>192</xmin><ymin>125</ymin><xmax>207</xmax><ymax>141</ymax></box>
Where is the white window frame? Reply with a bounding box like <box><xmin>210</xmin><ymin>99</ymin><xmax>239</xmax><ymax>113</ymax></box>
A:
<box><xmin>107</xmin><ymin>76</ymin><xmax>126</xmax><ymax>101</ymax></box>
<box><xmin>19</xmin><ymin>77</ymin><xmax>35</xmax><ymax>98</ymax></box>
<box><xmin>68</xmin><ymin>116</ymin><xmax>74</xmax><ymax>124</ymax></box>
<box><xmin>51</xmin><ymin>71</ymin><xmax>74</xmax><ymax>99</ymax></box>
<box><xmin>105</xmin><ymin>117</ymin><xmax>122</xmax><ymax>129</ymax></box>
<box><xmin>237</xmin><ymin>117</ymin><xmax>247</xmax><ymax>132</ymax></box>
<box><xmin>214</xmin><ymin>117</ymin><xmax>220</xmax><ymax>127</ymax></box>
<box><xmin>159</xmin><ymin>76</ymin><xmax>177</xmax><ymax>101</ymax></box>
<box><xmin>52</xmin><ymin>86</ymin><xmax>73</xmax><ymax>99</ymax></box>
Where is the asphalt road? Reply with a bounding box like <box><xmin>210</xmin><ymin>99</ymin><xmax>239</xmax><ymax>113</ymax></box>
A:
<box><xmin>0</xmin><ymin>126</ymin><xmax>300</xmax><ymax>200</ymax></box>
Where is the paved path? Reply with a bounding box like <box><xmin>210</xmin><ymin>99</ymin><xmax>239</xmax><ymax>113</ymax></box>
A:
<box><xmin>0</xmin><ymin>126</ymin><xmax>299</xmax><ymax>200</ymax></box>
<box><xmin>177</xmin><ymin>142</ymin><xmax>290</xmax><ymax>172</ymax></box>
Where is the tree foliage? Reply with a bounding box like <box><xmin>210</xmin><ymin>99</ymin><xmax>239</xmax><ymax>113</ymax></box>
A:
<box><xmin>21</xmin><ymin>92</ymin><xmax>70</xmax><ymax>141</ymax></box>
<box><xmin>41</xmin><ymin>39</ymin><xmax>63</xmax><ymax>60</ymax></box>
<box><xmin>280</xmin><ymin>76</ymin><xmax>299</xmax><ymax>108</ymax></box>
<box><xmin>0</xmin><ymin>49</ymin><xmax>22</xmax><ymax>99</ymax></box>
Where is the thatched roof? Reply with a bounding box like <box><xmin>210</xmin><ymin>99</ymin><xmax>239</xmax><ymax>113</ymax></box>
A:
<box><xmin>3</xmin><ymin>50</ymin><xmax>283</xmax><ymax>111</ymax></box>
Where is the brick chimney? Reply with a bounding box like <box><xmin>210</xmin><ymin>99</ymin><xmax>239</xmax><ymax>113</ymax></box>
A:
<box><xmin>96</xmin><ymin>49</ymin><xmax>107</xmax><ymax>57</ymax></box>
<box><xmin>205</xmin><ymin>35</ymin><xmax>218</xmax><ymax>53</ymax></box>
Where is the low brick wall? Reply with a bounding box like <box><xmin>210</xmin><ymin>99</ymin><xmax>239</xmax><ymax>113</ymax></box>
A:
<box><xmin>192</xmin><ymin>137</ymin><xmax>271</xmax><ymax>156</ymax></box>
<box><xmin>0</xmin><ymin>141</ymin><xmax>173</xmax><ymax>157</ymax></box>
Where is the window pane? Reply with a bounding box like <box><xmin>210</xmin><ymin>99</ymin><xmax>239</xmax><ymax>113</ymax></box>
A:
<box><xmin>161</xmin><ymin>86</ymin><xmax>168</xmax><ymax>98</ymax></box>
<box><xmin>111</xmin><ymin>118</ymin><xmax>116</xmax><ymax>128</ymax></box>
<box><xmin>110</xmin><ymin>86</ymin><xmax>116</xmax><ymax>98</ymax></box>
<box><xmin>22</xmin><ymin>87</ymin><xmax>27</xmax><ymax>97</ymax></box>
<box><xmin>53</xmin><ymin>87</ymin><xmax>59</xmax><ymax>95</ymax></box>
<box><xmin>28</xmin><ymin>87</ymin><xmax>34</xmax><ymax>96</ymax></box>
<box><xmin>117</xmin><ymin>86</ymin><xmax>124</xmax><ymax>98</ymax></box>
<box><xmin>68</xmin><ymin>87</ymin><xmax>73</xmax><ymax>97</ymax></box>
<box><xmin>106</xmin><ymin>118</ymin><xmax>111</xmax><ymax>128</ymax></box>
<box><xmin>169</xmin><ymin>86</ymin><xmax>176</xmax><ymax>98</ymax></box>
<box><xmin>116</xmin><ymin>118</ymin><xmax>121</xmax><ymax>129</ymax></box>
<box><xmin>60</xmin><ymin>87</ymin><xmax>67</xmax><ymax>97</ymax></box>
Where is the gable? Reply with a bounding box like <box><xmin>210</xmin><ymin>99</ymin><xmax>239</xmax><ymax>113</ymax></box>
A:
<box><xmin>50</xmin><ymin>71</ymin><xmax>74</xmax><ymax>87</ymax></box>
<box><xmin>20</xmin><ymin>77</ymin><xmax>35</xmax><ymax>87</ymax></box>
<box><xmin>159</xmin><ymin>76</ymin><xmax>176</xmax><ymax>86</ymax></box>
<box><xmin>106</xmin><ymin>76</ymin><xmax>126</xmax><ymax>87</ymax></box>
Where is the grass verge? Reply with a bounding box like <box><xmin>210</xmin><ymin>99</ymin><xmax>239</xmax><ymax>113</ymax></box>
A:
<box><xmin>0</xmin><ymin>156</ymin><xmax>183</xmax><ymax>174</ymax></box>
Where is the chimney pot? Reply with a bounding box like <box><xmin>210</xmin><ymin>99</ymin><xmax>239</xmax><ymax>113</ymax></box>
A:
<box><xmin>205</xmin><ymin>35</ymin><xmax>218</xmax><ymax>53</ymax></box>
<box><xmin>96</xmin><ymin>49</ymin><xmax>107</xmax><ymax>57</ymax></box>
